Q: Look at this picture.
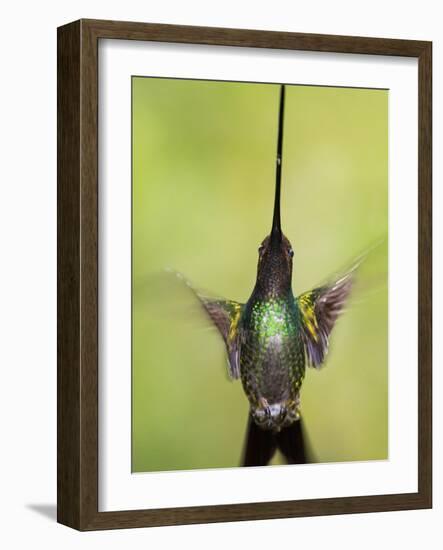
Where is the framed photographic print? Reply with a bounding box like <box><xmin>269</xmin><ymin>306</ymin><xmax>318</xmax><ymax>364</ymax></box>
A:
<box><xmin>57</xmin><ymin>19</ymin><xmax>432</xmax><ymax>530</ymax></box>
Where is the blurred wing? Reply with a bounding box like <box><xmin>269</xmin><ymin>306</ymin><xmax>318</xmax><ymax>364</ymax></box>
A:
<box><xmin>198</xmin><ymin>297</ymin><xmax>243</xmax><ymax>379</ymax></box>
<box><xmin>167</xmin><ymin>269</ymin><xmax>243</xmax><ymax>379</ymax></box>
<box><xmin>297</xmin><ymin>268</ymin><xmax>355</xmax><ymax>369</ymax></box>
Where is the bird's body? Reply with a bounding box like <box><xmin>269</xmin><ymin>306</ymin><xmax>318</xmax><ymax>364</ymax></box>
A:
<box><xmin>240</xmin><ymin>287</ymin><xmax>305</xmax><ymax>431</ymax></box>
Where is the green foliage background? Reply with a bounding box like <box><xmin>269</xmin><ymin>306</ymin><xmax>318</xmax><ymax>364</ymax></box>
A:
<box><xmin>132</xmin><ymin>77</ymin><xmax>388</xmax><ymax>472</ymax></box>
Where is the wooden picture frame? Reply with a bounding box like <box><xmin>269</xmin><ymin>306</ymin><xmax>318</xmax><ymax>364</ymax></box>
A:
<box><xmin>57</xmin><ymin>18</ymin><xmax>432</xmax><ymax>530</ymax></box>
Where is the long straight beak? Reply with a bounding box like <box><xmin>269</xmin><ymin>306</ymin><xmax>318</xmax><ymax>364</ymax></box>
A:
<box><xmin>271</xmin><ymin>85</ymin><xmax>285</xmax><ymax>243</ymax></box>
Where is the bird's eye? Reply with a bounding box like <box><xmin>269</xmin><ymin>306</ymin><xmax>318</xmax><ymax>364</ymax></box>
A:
<box><xmin>288</xmin><ymin>248</ymin><xmax>294</xmax><ymax>258</ymax></box>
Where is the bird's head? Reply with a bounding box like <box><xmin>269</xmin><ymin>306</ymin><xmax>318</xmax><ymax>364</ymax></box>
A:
<box><xmin>254</xmin><ymin>85</ymin><xmax>294</xmax><ymax>296</ymax></box>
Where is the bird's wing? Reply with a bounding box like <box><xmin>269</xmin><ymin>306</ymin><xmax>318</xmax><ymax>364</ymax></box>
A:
<box><xmin>197</xmin><ymin>296</ymin><xmax>243</xmax><ymax>379</ymax></box>
<box><xmin>297</xmin><ymin>265</ymin><xmax>356</xmax><ymax>369</ymax></box>
<box><xmin>166</xmin><ymin>269</ymin><xmax>243</xmax><ymax>379</ymax></box>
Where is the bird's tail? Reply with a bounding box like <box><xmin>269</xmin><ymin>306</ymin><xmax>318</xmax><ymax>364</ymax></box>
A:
<box><xmin>242</xmin><ymin>413</ymin><xmax>310</xmax><ymax>467</ymax></box>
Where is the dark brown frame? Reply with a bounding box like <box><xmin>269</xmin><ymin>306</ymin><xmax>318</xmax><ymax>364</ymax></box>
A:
<box><xmin>57</xmin><ymin>18</ymin><xmax>432</xmax><ymax>530</ymax></box>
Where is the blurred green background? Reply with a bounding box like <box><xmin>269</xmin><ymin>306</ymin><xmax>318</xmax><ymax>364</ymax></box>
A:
<box><xmin>132</xmin><ymin>77</ymin><xmax>388</xmax><ymax>472</ymax></box>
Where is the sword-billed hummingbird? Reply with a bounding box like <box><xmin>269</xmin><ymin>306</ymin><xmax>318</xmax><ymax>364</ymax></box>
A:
<box><xmin>182</xmin><ymin>85</ymin><xmax>359</xmax><ymax>466</ymax></box>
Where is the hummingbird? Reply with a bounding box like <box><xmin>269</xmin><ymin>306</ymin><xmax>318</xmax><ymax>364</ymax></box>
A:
<box><xmin>180</xmin><ymin>85</ymin><xmax>359</xmax><ymax>466</ymax></box>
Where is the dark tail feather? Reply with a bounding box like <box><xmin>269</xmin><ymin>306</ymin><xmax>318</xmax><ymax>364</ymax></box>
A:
<box><xmin>241</xmin><ymin>414</ymin><xmax>312</xmax><ymax>467</ymax></box>
<box><xmin>242</xmin><ymin>414</ymin><xmax>278</xmax><ymax>467</ymax></box>
<box><xmin>276</xmin><ymin>417</ymin><xmax>310</xmax><ymax>464</ymax></box>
